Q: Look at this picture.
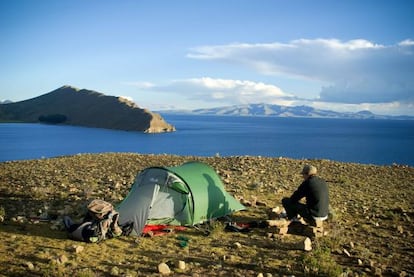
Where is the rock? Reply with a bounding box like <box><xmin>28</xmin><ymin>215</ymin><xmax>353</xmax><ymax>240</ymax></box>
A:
<box><xmin>272</xmin><ymin>226</ymin><xmax>289</xmax><ymax>235</ymax></box>
<box><xmin>177</xmin><ymin>260</ymin><xmax>186</xmax><ymax>270</ymax></box>
<box><xmin>158</xmin><ymin>262</ymin><xmax>171</xmax><ymax>275</ymax></box>
<box><xmin>111</xmin><ymin>266</ymin><xmax>120</xmax><ymax>276</ymax></box>
<box><xmin>267</xmin><ymin>207</ymin><xmax>283</xmax><ymax>219</ymax></box>
<box><xmin>266</xmin><ymin>219</ymin><xmax>289</xmax><ymax>228</ymax></box>
<box><xmin>272</xmin><ymin>206</ymin><xmax>281</xmax><ymax>214</ymax></box>
<box><xmin>343</xmin><ymin>249</ymin><xmax>351</xmax><ymax>257</ymax></box>
<box><xmin>251</xmin><ymin>196</ymin><xmax>257</xmax><ymax>206</ymax></box>
<box><xmin>73</xmin><ymin>245</ymin><xmax>84</xmax><ymax>254</ymax></box>
<box><xmin>256</xmin><ymin>200</ymin><xmax>267</xmax><ymax>206</ymax></box>
<box><xmin>304</xmin><ymin>225</ymin><xmax>325</xmax><ymax>238</ymax></box>
<box><xmin>57</xmin><ymin>254</ymin><xmax>69</xmax><ymax>265</ymax></box>
<box><xmin>25</xmin><ymin>262</ymin><xmax>34</xmax><ymax>270</ymax></box>
<box><xmin>16</xmin><ymin>216</ymin><xmax>26</xmax><ymax>223</ymax></box>
<box><xmin>279</xmin><ymin>235</ymin><xmax>312</xmax><ymax>251</ymax></box>
<box><xmin>234</xmin><ymin>242</ymin><xmax>242</xmax><ymax>249</ymax></box>
<box><xmin>301</xmin><ymin>237</ymin><xmax>312</xmax><ymax>251</ymax></box>
<box><xmin>241</xmin><ymin>199</ymin><xmax>252</xmax><ymax>206</ymax></box>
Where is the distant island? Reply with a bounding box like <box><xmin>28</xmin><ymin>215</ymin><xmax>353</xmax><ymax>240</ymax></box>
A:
<box><xmin>160</xmin><ymin>103</ymin><xmax>414</xmax><ymax>120</ymax></box>
<box><xmin>0</xmin><ymin>86</ymin><xmax>175</xmax><ymax>133</ymax></box>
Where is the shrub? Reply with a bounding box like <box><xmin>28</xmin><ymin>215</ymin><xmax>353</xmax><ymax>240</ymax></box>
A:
<box><xmin>38</xmin><ymin>114</ymin><xmax>67</xmax><ymax>124</ymax></box>
<box><xmin>301</xmin><ymin>244</ymin><xmax>342</xmax><ymax>276</ymax></box>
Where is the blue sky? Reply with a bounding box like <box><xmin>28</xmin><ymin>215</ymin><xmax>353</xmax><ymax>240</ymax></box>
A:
<box><xmin>1</xmin><ymin>0</ymin><xmax>413</xmax><ymax>115</ymax></box>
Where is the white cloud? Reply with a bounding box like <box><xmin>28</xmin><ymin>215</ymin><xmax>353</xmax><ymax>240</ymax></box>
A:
<box><xmin>127</xmin><ymin>77</ymin><xmax>295</xmax><ymax>106</ymax></box>
<box><xmin>324</xmin><ymin>101</ymin><xmax>414</xmax><ymax>116</ymax></box>
<box><xmin>399</xmin><ymin>39</ymin><xmax>414</xmax><ymax>46</ymax></box>
<box><xmin>125</xmin><ymin>77</ymin><xmax>414</xmax><ymax>115</ymax></box>
<box><xmin>122</xmin><ymin>81</ymin><xmax>155</xmax><ymax>89</ymax></box>
<box><xmin>188</xmin><ymin>39</ymin><xmax>414</xmax><ymax>106</ymax></box>
<box><xmin>293</xmin><ymin>38</ymin><xmax>384</xmax><ymax>50</ymax></box>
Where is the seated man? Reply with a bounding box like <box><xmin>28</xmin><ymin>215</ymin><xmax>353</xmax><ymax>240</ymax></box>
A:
<box><xmin>282</xmin><ymin>165</ymin><xmax>329</xmax><ymax>226</ymax></box>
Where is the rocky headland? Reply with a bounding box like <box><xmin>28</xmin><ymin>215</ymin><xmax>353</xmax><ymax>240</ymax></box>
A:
<box><xmin>0</xmin><ymin>86</ymin><xmax>175</xmax><ymax>133</ymax></box>
<box><xmin>0</xmin><ymin>153</ymin><xmax>413</xmax><ymax>276</ymax></box>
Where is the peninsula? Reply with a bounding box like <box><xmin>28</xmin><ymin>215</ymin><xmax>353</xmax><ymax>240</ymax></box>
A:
<box><xmin>0</xmin><ymin>86</ymin><xmax>175</xmax><ymax>133</ymax></box>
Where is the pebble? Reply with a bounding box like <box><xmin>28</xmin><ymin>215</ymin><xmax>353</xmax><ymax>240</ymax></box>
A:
<box><xmin>57</xmin><ymin>254</ymin><xmax>68</xmax><ymax>265</ymax></box>
<box><xmin>343</xmin><ymin>248</ymin><xmax>351</xmax><ymax>257</ymax></box>
<box><xmin>158</xmin><ymin>262</ymin><xmax>171</xmax><ymax>275</ymax></box>
<box><xmin>73</xmin><ymin>245</ymin><xmax>84</xmax><ymax>254</ymax></box>
<box><xmin>177</xmin><ymin>260</ymin><xmax>186</xmax><ymax>270</ymax></box>
<box><xmin>302</xmin><ymin>237</ymin><xmax>312</xmax><ymax>251</ymax></box>
<box><xmin>26</xmin><ymin>262</ymin><xmax>34</xmax><ymax>270</ymax></box>
<box><xmin>234</xmin><ymin>242</ymin><xmax>242</xmax><ymax>249</ymax></box>
<box><xmin>111</xmin><ymin>266</ymin><xmax>120</xmax><ymax>276</ymax></box>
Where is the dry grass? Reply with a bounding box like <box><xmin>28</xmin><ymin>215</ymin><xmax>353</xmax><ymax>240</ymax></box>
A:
<box><xmin>0</xmin><ymin>153</ymin><xmax>413</xmax><ymax>276</ymax></box>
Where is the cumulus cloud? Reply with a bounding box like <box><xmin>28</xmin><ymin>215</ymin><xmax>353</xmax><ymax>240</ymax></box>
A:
<box><xmin>122</xmin><ymin>81</ymin><xmax>155</xmax><ymax>89</ymax></box>
<box><xmin>187</xmin><ymin>39</ymin><xmax>414</xmax><ymax>105</ymax></box>
<box><xmin>127</xmin><ymin>77</ymin><xmax>295</xmax><ymax>106</ymax></box>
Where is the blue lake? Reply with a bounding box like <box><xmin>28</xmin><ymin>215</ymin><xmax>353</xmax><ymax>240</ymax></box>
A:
<box><xmin>1</xmin><ymin>114</ymin><xmax>413</xmax><ymax>166</ymax></box>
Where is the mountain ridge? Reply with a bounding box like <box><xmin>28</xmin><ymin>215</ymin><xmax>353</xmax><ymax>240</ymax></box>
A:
<box><xmin>160</xmin><ymin>103</ymin><xmax>414</xmax><ymax>120</ymax></box>
<box><xmin>0</xmin><ymin>86</ymin><xmax>175</xmax><ymax>133</ymax></box>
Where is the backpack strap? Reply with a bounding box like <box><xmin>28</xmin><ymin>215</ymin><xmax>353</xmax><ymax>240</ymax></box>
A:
<box><xmin>91</xmin><ymin>211</ymin><xmax>123</xmax><ymax>242</ymax></box>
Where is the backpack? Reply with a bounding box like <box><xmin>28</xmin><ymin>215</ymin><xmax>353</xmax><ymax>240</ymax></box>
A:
<box><xmin>85</xmin><ymin>199</ymin><xmax>123</xmax><ymax>242</ymax></box>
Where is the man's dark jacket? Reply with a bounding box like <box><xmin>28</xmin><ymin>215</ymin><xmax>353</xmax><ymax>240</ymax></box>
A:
<box><xmin>290</xmin><ymin>175</ymin><xmax>329</xmax><ymax>218</ymax></box>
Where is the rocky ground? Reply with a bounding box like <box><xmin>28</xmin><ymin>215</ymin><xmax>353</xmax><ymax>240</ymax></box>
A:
<box><xmin>0</xmin><ymin>153</ymin><xmax>413</xmax><ymax>276</ymax></box>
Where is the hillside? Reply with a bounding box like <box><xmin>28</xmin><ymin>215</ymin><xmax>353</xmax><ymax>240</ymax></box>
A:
<box><xmin>161</xmin><ymin>103</ymin><xmax>414</xmax><ymax>120</ymax></box>
<box><xmin>0</xmin><ymin>86</ymin><xmax>175</xmax><ymax>133</ymax></box>
<box><xmin>0</xmin><ymin>153</ymin><xmax>413</xmax><ymax>276</ymax></box>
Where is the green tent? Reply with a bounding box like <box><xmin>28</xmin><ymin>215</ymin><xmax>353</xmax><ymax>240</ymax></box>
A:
<box><xmin>117</xmin><ymin>161</ymin><xmax>245</xmax><ymax>236</ymax></box>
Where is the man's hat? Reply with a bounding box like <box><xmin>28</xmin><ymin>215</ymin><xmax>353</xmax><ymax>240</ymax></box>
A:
<box><xmin>301</xmin><ymin>165</ymin><xmax>317</xmax><ymax>175</ymax></box>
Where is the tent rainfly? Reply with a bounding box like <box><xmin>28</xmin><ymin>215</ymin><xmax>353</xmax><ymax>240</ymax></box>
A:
<box><xmin>117</xmin><ymin>161</ymin><xmax>245</xmax><ymax>236</ymax></box>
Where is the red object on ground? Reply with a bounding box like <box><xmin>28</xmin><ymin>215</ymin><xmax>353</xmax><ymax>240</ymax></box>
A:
<box><xmin>142</xmin><ymin>225</ymin><xmax>186</xmax><ymax>236</ymax></box>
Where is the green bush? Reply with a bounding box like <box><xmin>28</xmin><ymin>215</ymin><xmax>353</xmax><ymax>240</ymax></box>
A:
<box><xmin>301</xmin><ymin>244</ymin><xmax>342</xmax><ymax>276</ymax></box>
<box><xmin>38</xmin><ymin>114</ymin><xmax>67</xmax><ymax>124</ymax></box>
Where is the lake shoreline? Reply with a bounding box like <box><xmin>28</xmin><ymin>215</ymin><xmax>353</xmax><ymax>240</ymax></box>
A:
<box><xmin>2</xmin><ymin>115</ymin><xmax>414</xmax><ymax>166</ymax></box>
